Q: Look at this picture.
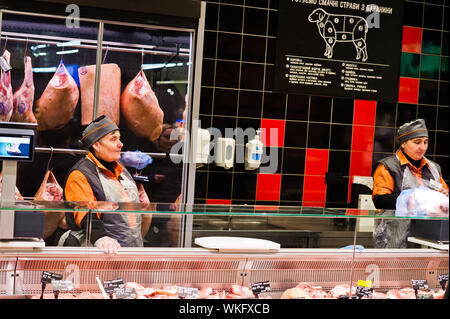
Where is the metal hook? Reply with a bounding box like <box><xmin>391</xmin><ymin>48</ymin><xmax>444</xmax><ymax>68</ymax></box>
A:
<box><xmin>24</xmin><ymin>38</ymin><xmax>29</xmax><ymax>58</ymax></box>
<box><xmin>3</xmin><ymin>35</ymin><xmax>8</xmax><ymax>53</ymax></box>
<box><xmin>102</xmin><ymin>46</ymin><xmax>109</xmax><ymax>64</ymax></box>
<box><xmin>141</xmin><ymin>48</ymin><xmax>144</xmax><ymax>70</ymax></box>
<box><xmin>47</xmin><ymin>147</ymin><xmax>54</xmax><ymax>171</ymax></box>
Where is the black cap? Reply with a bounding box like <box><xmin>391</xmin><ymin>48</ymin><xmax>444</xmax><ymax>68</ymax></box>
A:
<box><xmin>80</xmin><ymin>115</ymin><xmax>119</xmax><ymax>149</ymax></box>
<box><xmin>397</xmin><ymin>119</ymin><xmax>428</xmax><ymax>144</ymax></box>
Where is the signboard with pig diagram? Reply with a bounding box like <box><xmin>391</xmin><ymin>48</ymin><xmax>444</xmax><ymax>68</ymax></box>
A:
<box><xmin>274</xmin><ymin>0</ymin><xmax>404</xmax><ymax>102</ymax></box>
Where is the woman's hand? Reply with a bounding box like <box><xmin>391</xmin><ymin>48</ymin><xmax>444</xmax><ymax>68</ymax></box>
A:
<box><xmin>94</xmin><ymin>236</ymin><xmax>121</xmax><ymax>255</ymax></box>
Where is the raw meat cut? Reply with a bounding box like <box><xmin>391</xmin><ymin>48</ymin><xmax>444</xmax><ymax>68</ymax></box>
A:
<box><xmin>280</xmin><ymin>282</ymin><xmax>328</xmax><ymax>299</ymax></box>
<box><xmin>120</xmin><ymin>70</ymin><xmax>164</xmax><ymax>141</ymax></box>
<box><xmin>34</xmin><ymin>61</ymin><xmax>79</xmax><ymax>130</ymax></box>
<box><xmin>387</xmin><ymin>288</ymin><xmax>417</xmax><ymax>299</ymax></box>
<box><xmin>328</xmin><ymin>284</ymin><xmax>357</xmax><ymax>298</ymax></box>
<box><xmin>228</xmin><ymin>284</ymin><xmax>255</xmax><ymax>298</ymax></box>
<box><xmin>79</xmin><ymin>63</ymin><xmax>120</xmax><ymax>125</ymax></box>
<box><xmin>0</xmin><ymin>50</ymin><xmax>13</xmax><ymax>122</ymax></box>
<box><xmin>12</xmin><ymin>56</ymin><xmax>37</xmax><ymax>123</ymax></box>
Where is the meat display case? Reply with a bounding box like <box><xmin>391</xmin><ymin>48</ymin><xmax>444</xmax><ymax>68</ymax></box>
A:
<box><xmin>0</xmin><ymin>202</ymin><xmax>448</xmax><ymax>299</ymax></box>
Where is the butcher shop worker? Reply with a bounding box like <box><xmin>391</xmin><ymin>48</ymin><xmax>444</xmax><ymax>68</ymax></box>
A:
<box><xmin>62</xmin><ymin>115</ymin><xmax>150</xmax><ymax>254</ymax></box>
<box><xmin>372</xmin><ymin>119</ymin><xmax>449</xmax><ymax>248</ymax></box>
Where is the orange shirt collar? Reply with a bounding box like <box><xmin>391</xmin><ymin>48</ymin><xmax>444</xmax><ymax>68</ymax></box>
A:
<box><xmin>396</xmin><ymin>149</ymin><xmax>427</xmax><ymax>169</ymax></box>
<box><xmin>87</xmin><ymin>152</ymin><xmax>123</xmax><ymax>178</ymax></box>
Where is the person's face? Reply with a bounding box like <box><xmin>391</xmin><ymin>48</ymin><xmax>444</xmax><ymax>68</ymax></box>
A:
<box><xmin>92</xmin><ymin>130</ymin><xmax>123</xmax><ymax>162</ymax></box>
<box><xmin>401</xmin><ymin>137</ymin><xmax>428</xmax><ymax>161</ymax></box>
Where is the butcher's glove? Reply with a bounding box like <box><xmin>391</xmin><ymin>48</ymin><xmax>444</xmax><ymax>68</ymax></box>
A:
<box><xmin>94</xmin><ymin>236</ymin><xmax>120</xmax><ymax>255</ymax></box>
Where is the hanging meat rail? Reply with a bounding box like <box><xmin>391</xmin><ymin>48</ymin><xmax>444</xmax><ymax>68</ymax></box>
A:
<box><xmin>0</xmin><ymin>32</ymin><xmax>191</xmax><ymax>57</ymax></box>
<box><xmin>34</xmin><ymin>147</ymin><xmax>183</xmax><ymax>160</ymax></box>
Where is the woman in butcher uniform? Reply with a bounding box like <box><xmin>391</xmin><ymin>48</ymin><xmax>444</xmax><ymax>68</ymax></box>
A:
<box><xmin>61</xmin><ymin>115</ymin><xmax>150</xmax><ymax>254</ymax></box>
<box><xmin>372</xmin><ymin>119</ymin><xmax>449</xmax><ymax>248</ymax></box>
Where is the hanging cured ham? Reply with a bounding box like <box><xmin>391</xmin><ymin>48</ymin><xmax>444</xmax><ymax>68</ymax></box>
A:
<box><xmin>12</xmin><ymin>56</ymin><xmax>37</xmax><ymax>123</ymax></box>
<box><xmin>79</xmin><ymin>63</ymin><xmax>121</xmax><ymax>125</ymax></box>
<box><xmin>34</xmin><ymin>61</ymin><xmax>79</xmax><ymax>130</ymax></box>
<box><xmin>0</xmin><ymin>50</ymin><xmax>13</xmax><ymax>122</ymax></box>
<box><xmin>120</xmin><ymin>70</ymin><xmax>164</xmax><ymax>141</ymax></box>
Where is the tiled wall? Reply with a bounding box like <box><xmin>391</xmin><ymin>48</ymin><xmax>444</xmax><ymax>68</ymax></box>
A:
<box><xmin>194</xmin><ymin>0</ymin><xmax>449</xmax><ymax>207</ymax></box>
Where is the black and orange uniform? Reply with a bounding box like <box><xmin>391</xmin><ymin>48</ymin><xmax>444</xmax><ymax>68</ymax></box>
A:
<box><xmin>373</xmin><ymin>148</ymin><xmax>449</xmax><ymax>208</ymax></box>
<box><xmin>63</xmin><ymin>152</ymin><xmax>142</xmax><ymax>247</ymax></box>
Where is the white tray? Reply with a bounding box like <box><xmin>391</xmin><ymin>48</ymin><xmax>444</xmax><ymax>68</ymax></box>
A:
<box><xmin>194</xmin><ymin>236</ymin><xmax>280</xmax><ymax>253</ymax></box>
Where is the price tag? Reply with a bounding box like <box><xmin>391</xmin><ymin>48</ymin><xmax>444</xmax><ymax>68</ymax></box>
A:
<box><xmin>357</xmin><ymin>280</ymin><xmax>372</xmax><ymax>288</ymax></box>
<box><xmin>438</xmin><ymin>274</ymin><xmax>448</xmax><ymax>290</ymax></box>
<box><xmin>103</xmin><ymin>278</ymin><xmax>124</xmax><ymax>294</ymax></box>
<box><xmin>251</xmin><ymin>281</ymin><xmax>271</xmax><ymax>295</ymax></box>
<box><xmin>177</xmin><ymin>286</ymin><xmax>199</xmax><ymax>299</ymax></box>
<box><xmin>114</xmin><ymin>287</ymin><xmax>137</xmax><ymax>299</ymax></box>
<box><xmin>51</xmin><ymin>280</ymin><xmax>74</xmax><ymax>292</ymax></box>
<box><xmin>41</xmin><ymin>271</ymin><xmax>63</xmax><ymax>284</ymax></box>
<box><xmin>411</xmin><ymin>279</ymin><xmax>428</xmax><ymax>290</ymax></box>
<box><xmin>0</xmin><ymin>56</ymin><xmax>12</xmax><ymax>72</ymax></box>
<box><xmin>356</xmin><ymin>286</ymin><xmax>373</xmax><ymax>298</ymax></box>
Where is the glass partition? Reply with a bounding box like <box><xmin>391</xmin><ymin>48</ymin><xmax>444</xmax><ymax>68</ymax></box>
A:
<box><xmin>0</xmin><ymin>10</ymin><xmax>194</xmax><ymax>248</ymax></box>
<box><xmin>0</xmin><ymin>201</ymin><xmax>447</xmax><ymax>249</ymax></box>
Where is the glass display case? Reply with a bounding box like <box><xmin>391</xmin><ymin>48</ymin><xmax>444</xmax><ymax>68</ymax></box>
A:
<box><xmin>0</xmin><ymin>201</ymin><xmax>448</xmax><ymax>299</ymax></box>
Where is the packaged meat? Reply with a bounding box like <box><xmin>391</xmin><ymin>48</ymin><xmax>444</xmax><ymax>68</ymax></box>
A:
<box><xmin>79</xmin><ymin>63</ymin><xmax>121</xmax><ymax>125</ymax></box>
<box><xmin>34</xmin><ymin>170</ymin><xmax>63</xmax><ymax>201</ymax></box>
<box><xmin>0</xmin><ymin>50</ymin><xmax>13</xmax><ymax>122</ymax></box>
<box><xmin>34</xmin><ymin>170</ymin><xmax>64</xmax><ymax>239</ymax></box>
<box><xmin>12</xmin><ymin>56</ymin><xmax>37</xmax><ymax>123</ymax></box>
<box><xmin>120</xmin><ymin>70</ymin><xmax>164</xmax><ymax>141</ymax></box>
<box><xmin>34</xmin><ymin>61</ymin><xmax>79</xmax><ymax>130</ymax></box>
<box><xmin>396</xmin><ymin>187</ymin><xmax>449</xmax><ymax>217</ymax></box>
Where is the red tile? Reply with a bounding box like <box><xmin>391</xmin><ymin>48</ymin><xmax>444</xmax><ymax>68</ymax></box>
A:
<box><xmin>347</xmin><ymin>151</ymin><xmax>374</xmax><ymax>202</ymax></box>
<box><xmin>302</xmin><ymin>175</ymin><xmax>326</xmax><ymax>207</ymax></box>
<box><xmin>304</xmin><ymin>149</ymin><xmax>329</xmax><ymax>175</ymax></box>
<box><xmin>354</xmin><ymin>100</ymin><xmax>376</xmax><ymax>126</ymax></box>
<box><xmin>349</xmin><ymin>151</ymin><xmax>373</xmax><ymax>178</ymax></box>
<box><xmin>206</xmin><ymin>199</ymin><xmax>232</xmax><ymax>205</ymax></box>
<box><xmin>256</xmin><ymin>173</ymin><xmax>282</xmax><ymax>201</ymax></box>
<box><xmin>402</xmin><ymin>26</ymin><xmax>422</xmax><ymax>54</ymax></box>
<box><xmin>351</xmin><ymin>125</ymin><xmax>375</xmax><ymax>152</ymax></box>
<box><xmin>260</xmin><ymin>119</ymin><xmax>285</xmax><ymax>147</ymax></box>
<box><xmin>398</xmin><ymin>77</ymin><xmax>419</xmax><ymax>104</ymax></box>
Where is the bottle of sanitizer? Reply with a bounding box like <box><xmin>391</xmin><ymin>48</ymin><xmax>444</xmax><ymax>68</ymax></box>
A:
<box><xmin>245</xmin><ymin>129</ymin><xmax>263</xmax><ymax>170</ymax></box>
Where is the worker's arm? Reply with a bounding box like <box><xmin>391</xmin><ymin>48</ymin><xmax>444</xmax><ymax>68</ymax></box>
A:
<box><xmin>372</xmin><ymin>164</ymin><xmax>398</xmax><ymax>209</ymax></box>
<box><xmin>64</xmin><ymin>170</ymin><xmax>107</xmax><ymax>244</ymax></box>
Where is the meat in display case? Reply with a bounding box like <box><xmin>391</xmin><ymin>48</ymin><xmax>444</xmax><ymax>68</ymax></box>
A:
<box><xmin>0</xmin><ymin>202</ymin><xmax>448</xmax><ymax>300</ymax></box>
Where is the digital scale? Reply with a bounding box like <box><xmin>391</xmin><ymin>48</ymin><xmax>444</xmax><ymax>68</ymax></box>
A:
<box><xmin>0</xmin><ymin>122</ymin><xmax>44</xmax><ymax>246</ymax></box>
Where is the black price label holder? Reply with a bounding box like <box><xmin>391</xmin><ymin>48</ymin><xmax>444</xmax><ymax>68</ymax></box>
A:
<box><xmin>51</xmin><ymin>280</ymin><xmax>74</xmax><ymax>299</ymax></box>
<box><xmin>177</xmin><ymin>286</ymin><xmax>199</xmax><ymax>299</ymax></box>
<box><xmin>103</xmin><ymin>278</ymin><xmax>125</xmax><ymax>299</ymax></box>
<box><xmin>40</xmin><ymin>271</ymin><xmax>63</xmax><ymax>299</ymax></box>
<box><xmin>356</xmin><ymin>286</ymin><xmax>373</xmax><ymax>299</ymax></box>
<box><xmin>438</xmin><ymin>274</ymin><xmax>448</xmax><ymax>290</ymax></box>
<box><xmin>114</xmin><ymin>287</ymin><xmax>137</xmax><ymax>299</ymax></box>
<box><xmin>412</xmin><ymin>279</ymin><xmax>428</xmax><ymax>298</ymax></box>
<box><xmin>251</xmin><ymin>281</ymin><xmax>271</xmax><ymax>298</ymax></box>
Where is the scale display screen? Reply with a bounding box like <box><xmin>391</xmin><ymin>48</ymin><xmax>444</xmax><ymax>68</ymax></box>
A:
<box><xmin>0</xmin><ymin>134</ymin><xmax>33</xmax><ymax>161</ymax></box>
